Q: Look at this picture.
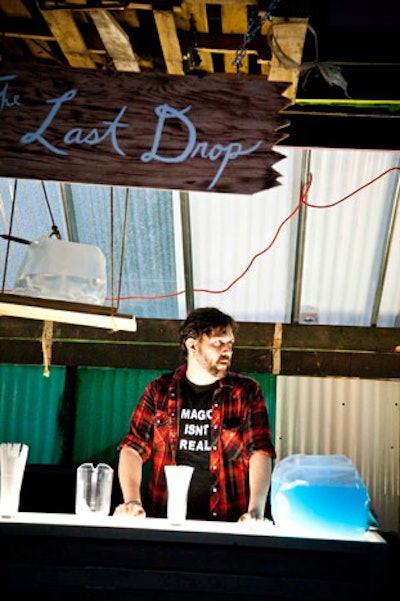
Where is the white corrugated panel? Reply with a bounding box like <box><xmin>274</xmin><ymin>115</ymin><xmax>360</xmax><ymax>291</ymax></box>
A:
<box><xmin>299</xmin><ymin>149</ymin><xmax>400</xmax><ymax>326</ymax></box>
<box><xmin>276</xmin><ymin>375</ymin><xmax>400</xmax><ymax>532</ymax></box>
<box><xmin>187</xmin><ymin>147</ymin><xmax>302</xmax><ymax>322</ymax></box>
<box><xmin>2</xmin><ymin>148</ymin><xmax>400</xmax><ymax>326</ymax></box>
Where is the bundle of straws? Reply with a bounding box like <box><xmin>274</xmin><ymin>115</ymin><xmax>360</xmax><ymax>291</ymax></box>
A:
<box><xmin>0</xmin><ymin>442</ymin><xmax>29</xmax><ymax>471</ymax></box>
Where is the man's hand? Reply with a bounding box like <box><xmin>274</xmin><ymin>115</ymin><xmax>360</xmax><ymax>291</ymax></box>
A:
<box><xmin>238</xmin><ymin>509</ymin><xmax>265</xmax><ymax>522</ymax></box>
<box><xmin>114</xmin><ymin>500</ymin><xmax>146</xmax><ymax>518</ymax></box>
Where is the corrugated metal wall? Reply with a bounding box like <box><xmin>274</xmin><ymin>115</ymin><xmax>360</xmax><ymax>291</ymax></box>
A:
<box><xmin>276</xmin><ymin>375</ymin><xmax>400</xmax><ymax>532</ymax></box>
<box><xmin>0</xmin><ymin>364</ymin><xmax>65</xmax><ymax>463</ymax></box>
<box><xmin>73</xmin><ymin>367</ymin><xmax>165</xmax><ymax>465</ymax></box>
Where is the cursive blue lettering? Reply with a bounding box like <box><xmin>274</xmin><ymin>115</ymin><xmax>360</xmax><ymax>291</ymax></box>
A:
<box><xmin>141</xmin><ymin>104</ymin><xmax>195</xmax><ymax>163</ymax></box>
<box><xmin>141</xmin><ymin>103</ymin><xmax>263</xmax><ymax>189</ymax></box>
<box><xmin>20</xmin><ymin>90</ymin><xmax>128</xmax><ymax>156</ymax></box>
<box><xmin>20</xmin><ymin>89</ymin><xmax>77</xmax><ymax>155</ymax></box>
<box><xmin>0</xmin><ymin>75</ymin><xmax>22</xmax><ymax>112</ymax></box>
<box><xmin>62</xmin><ymin>107</ymin><xmax>128</xmax><ymax>155</ymax></box>
<box><xmin>191</xmin><ymin>140</ymin><xmax>263</xmax><ymax>190</ymax></box>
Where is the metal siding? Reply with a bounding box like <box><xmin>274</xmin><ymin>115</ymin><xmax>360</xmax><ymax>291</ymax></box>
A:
<box><xmin>2</xmin><ymin>148</ymin><xmax>400</xmax><ymax>326</ymax></box>
<box><xmin>276</xmin><ymin>375</ymin><xmax>400</xmax><ymax>532</ymax></box>
<box><xmin>73</xmin><ymin>367</ymin><xmax>164</xmax><ymax>466</ymax></box>
<box><xmin>188</xmin><ymin>148</ymin><xmax>302</xmax><ymax>322</ymax></box>
<box><xmin>0</xmin><ymin>364</ymin><xmax>64</xmax><ymax>463</ymax></box>
<box><xmin>299</xmin><ymin>149</ymin><xmax>400</xmax><ymax>326</ymax></box>
<box><xmin>63</xmin><ymin>184</ymin><xmax>180</xmax><ymax>319</ymax></box>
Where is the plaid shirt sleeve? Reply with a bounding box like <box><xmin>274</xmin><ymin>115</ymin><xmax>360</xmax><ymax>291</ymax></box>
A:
<box><xmin>119</xmin><ymin>380</ymin><xmax>158</xmax><ymax>462</ymax></box>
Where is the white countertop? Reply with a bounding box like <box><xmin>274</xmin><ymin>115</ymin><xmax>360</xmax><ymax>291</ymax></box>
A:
<box><xmin>0</xmin><ymin>511</ymin><xmax>386</xmax><ymax>544</ymax></box>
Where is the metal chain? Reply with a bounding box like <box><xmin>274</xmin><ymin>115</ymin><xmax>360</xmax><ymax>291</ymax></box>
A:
<box><xmin>42</xmin><ymin>181</ymin><xmax>61</xmax><ymax>239</ymax></box>
<box><xmin>233</xmin><ymin>0</ymin><xmax>281</xmax><ymax>78</ymax></box>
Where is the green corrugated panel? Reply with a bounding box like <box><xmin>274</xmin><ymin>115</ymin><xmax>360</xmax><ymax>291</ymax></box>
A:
<box><xmin>73</xmin><ymin>367</ymin><xmax>163</xmax><ymax>466</ymax></box>
<box><xmin>0</xmin><ymin>364</ymin><xmax>65</xmax><ymax>464</ymax></box>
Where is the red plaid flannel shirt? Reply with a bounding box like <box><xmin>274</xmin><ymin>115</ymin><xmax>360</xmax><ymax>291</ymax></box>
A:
<box><xmin>119</xmin><ymin>364</ymin><xmax>276</xmax><ymax>522</ymax></box>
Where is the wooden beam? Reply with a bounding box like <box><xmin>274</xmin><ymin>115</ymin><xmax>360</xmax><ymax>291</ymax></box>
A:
<box><xmin>89</xmin><ymin>10</ymin><xmax>141</xmax><ymax>71</ymax></box>
<box><xmin>268</xmin><ymin>17</ymin><xmax>308</xmax><ymax>104</ymax></box>
<box><xmin>39</xmin><ymin>8</ymin><xmax>97</xmax><ymax>68</ymax></box>
<box><xmin>1</xmin><ymin>316</ymin><xmax>400</xmax><ymax>379</ymax></box>
<box><xmin>153</xmin><ymin>9</ymin><xmax>185</xmax><ymax>75</ymax></box>
<box><xmin>185</xmin><ymin>0</ymin><xmax>214</xmax><ymax>73</ymax></box>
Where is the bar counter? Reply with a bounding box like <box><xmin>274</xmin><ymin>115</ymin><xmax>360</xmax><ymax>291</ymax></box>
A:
<box><xmin>0</xmin><ymin>512</ymin><xmax>387</xmax><ymax>601</ymax></box>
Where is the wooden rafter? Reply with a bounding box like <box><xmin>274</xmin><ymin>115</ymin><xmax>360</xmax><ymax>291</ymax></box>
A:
<box><xmin>2</xmin><ymin>315</ymin><xmax>400</xmax><ymax>379</ymax></box>
<box><xmin>153</xmin><ymin>9</ymin><xmax>184</xmax><ymax>75</ymax></box>
<box><xmin>267</xmin><ymin>17</ymin><xmax>309</xmax><ymax>103</ymax></box>
<box><xmin>39</xmin><ymin>7</ymin><xmax>96</xmax><ymax>68</ymax></box>
<box><xmin>90</xmin><ymin>9</ymin><xmax>140</xmax><ymax>71</ymax></box>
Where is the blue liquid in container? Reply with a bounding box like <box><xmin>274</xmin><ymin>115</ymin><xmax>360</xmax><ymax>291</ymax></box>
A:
<box><xmin>271</xmin><ymin>454</ymin><xmax>371</xmax><ymax>539</ymax></box>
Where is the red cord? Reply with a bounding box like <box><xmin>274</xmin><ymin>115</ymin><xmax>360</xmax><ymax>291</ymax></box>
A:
<box><xmin>105</xmin><ymin>166</ymin><xmax>399</xmax><ymax>301</ymax></box>
<box><xmin>114</xmin><ymin>173</ymin><xmax>314</xmax><ymax>301</ymax></box>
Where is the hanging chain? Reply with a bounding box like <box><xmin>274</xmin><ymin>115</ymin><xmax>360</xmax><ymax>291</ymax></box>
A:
<box><xmin>233</xmin><ymin>0</ymin><xmax>281</xmax><ymax>79</ymax></box>
<box><xmin>42</xmin><ymin>181</ymin><xmax>61</xmax><ymax>239</ymax></box>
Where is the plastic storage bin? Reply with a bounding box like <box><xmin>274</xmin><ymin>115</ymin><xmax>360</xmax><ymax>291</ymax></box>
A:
<box><xmin>271</xmin><ymin>454</ymin><xmax>372</xmax><ymax>539</ymax></box>
<box><xmin>13</xmin><ymin>235</ymin><xmax>107</xmax><ymax>305</ymax></box>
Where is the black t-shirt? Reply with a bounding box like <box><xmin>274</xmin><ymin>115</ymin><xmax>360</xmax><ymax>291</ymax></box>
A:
<box><xmin>176</xmin><ymin>378</ymin><xmax>216</xmax><ymax>520</ymax></box>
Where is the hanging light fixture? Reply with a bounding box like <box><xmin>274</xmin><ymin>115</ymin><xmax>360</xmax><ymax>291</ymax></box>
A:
<box><xmin>0</xmin><ymin>181</ymin><xmax>137</xmax><ymax>333</ymax></box>
<box><xmin>0</xmin><ymin>292</ymin><xmax>137</xmax><ymax>332</ymax></box>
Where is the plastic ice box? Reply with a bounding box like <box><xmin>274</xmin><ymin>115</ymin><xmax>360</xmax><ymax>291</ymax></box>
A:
<box><xmin>271</xmin><ymin>454</ymin><xmax>372</xmax><ymax>538</ymax></box>
<box><xmin>13</xmin><ymin>235</ymin><xmax>106</xmax><ymax>305</ymax></box>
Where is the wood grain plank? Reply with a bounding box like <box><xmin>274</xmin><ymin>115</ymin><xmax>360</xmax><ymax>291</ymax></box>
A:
<box><xmin>90</xmin><ymin>10</ymin><xmax>141</xmax><ymax>72</ymax></box>
<box><xmin>186</xmin><ymin>0</ymin><xmax>214</xmax><ymax>74</ymax></box>
<box><xmin>39</xmin><ymin>8</ymin><xmax>97</xmax><ymax>69</ymax></box>
<box><xmin>153</xmin><ymin>9</ymin><xmax>185</xmax><ymax>75</ymax></box>
<box><xmin>268</xmin><ymin>17</ymin><xmax>308</xmax><ymax>103</ymax></box>
<box><xmin>0</xmin><ymin>60</ymin><xmax>289</xmax><ymax>194</ymax></box>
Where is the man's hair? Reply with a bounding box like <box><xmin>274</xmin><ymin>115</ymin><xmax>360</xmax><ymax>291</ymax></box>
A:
<box><xmin>179</xmin><ymin>307</ymin><xmax>238</xmax><ymax>356</ymax></box>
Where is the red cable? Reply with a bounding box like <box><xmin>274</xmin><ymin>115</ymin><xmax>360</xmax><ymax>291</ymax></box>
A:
<box><xmin>117</xmin><ymin>165</ymin><xmax>399</xmax><ymax>301</ymax></box>
<box><xmin>115</xmin><ymin>173</ymin><xmax>313</xmax><ymax>301</ymax></box>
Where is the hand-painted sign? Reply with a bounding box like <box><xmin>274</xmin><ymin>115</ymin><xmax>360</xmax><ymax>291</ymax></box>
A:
<box><xmin>0</xmin><ymin>61</ymin><xmax>289</xmax><ymax>194</ymax></box>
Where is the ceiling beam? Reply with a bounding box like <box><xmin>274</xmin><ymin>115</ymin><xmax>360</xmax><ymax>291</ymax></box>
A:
<box><xmin>89</xmin><ymin>9</ymin><xmax>141</xmax><ymax>71</ymax></box>
<box><xmin>39</xmin><ymin>7</ymin><xmax>97</xmax><ymax>68</ymax></box>
<box><xmin>1</xmin><ymin>316</ymin><xmax>400</xmax><ymax>379</ymax></box>
<box><xmin>267</xmin><ymin>17</ymin><xmax>309</xmax><ymax>104</ymax></box>
<box><xmin>153</xmin><ymin>9</ymin><xmax>184</xmax><ymax>75</ymax></box>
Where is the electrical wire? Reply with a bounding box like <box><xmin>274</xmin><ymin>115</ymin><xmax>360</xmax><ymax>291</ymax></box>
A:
<box><xmin>111</xmin><ymin>166</ymin><xmax>400</xmax><ymax>302</ymax></box>
<box><xmin>302</xmin><ymin>166</ymin><xmax>400</xmax><ymax>209</ymax></box>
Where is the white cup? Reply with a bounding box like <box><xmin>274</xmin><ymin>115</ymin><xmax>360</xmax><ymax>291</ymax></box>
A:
<box><xmin>1</xmin><ymin>473</ymin><xmax>25</xmax><ymax>517</ymax></box>
<box><xmin>75</xmin><ymin>462</ymin><xmax>113</xmax><ymax>516</ymax></box>
<box><xmin>164</xmin><ymin>465</ymin><xmax>194</xmax><ymax>526</ymax></box>
<box><xmin>0</xmin><ymin>442</ymin><xmax>29</xmax><ymax>518</ymax></box>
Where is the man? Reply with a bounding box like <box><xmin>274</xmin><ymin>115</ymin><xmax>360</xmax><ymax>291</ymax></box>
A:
<box><xmin>114</xmin><ymin>307</ymin><xmax>276</xmax><ymax>522</ymax></box>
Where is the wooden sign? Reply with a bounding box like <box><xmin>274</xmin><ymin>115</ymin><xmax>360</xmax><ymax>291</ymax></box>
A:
<box><xmin>0</xmin><ymin>61</ymin><xmax>289</xmax><ymax>194</ymax></box>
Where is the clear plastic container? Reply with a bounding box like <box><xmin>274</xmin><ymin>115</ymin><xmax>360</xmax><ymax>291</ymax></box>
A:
<box><xmin>13</xmin><ymin>235</ymin><xmax>106</xmax><ymax>305</ymax></box>
<box><xmin>271</xmin><ymin>454</ymin><xmax>371</xmax><ymax>539</ymax></box>
<box><xmin>75</xmin><ymin>463</ymin><xmax>113</xmax><ymax>516</ymax></box>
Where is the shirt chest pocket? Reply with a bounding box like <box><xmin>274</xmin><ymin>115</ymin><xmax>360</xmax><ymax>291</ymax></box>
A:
<box><xmin>221</xmin><ymin>418</ymin><xmax>244</xmax><ymax>461</ymax></box>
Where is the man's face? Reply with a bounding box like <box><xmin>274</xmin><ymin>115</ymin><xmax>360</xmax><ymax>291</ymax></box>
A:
<box><xmin>192</xmin><ymin>326</ymin><xmax>235</xmax><ymax>379</ymax></box>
